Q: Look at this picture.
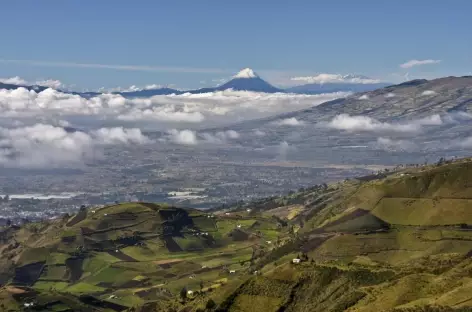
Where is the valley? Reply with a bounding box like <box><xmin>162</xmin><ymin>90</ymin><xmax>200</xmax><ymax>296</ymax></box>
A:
<box><xmin>2</xmin><ymin>157</ymin><xmax>472</xmax><ymax>311</ymax></box>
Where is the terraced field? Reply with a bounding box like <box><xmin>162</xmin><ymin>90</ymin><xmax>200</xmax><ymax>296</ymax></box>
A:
<box><xmin>0</xmin><ymin>203</ymin><xmax>286</xmax><ymax>311</ymax></box>
<box><xmin>3</xmin><ymin>159</ymin><xmax>472</xmax><ymax>311</ymax></box>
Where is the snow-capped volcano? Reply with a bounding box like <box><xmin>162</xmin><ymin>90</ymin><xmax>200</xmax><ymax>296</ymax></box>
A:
<box><xmin>214</xmin><ymin>68</ymin><xmax>281</xmax><ymax>93</ymax></box>
<box><xmin>233</xmin><ymin>68</ymin><xmax>259</xmax><ymax>79</ymax></box>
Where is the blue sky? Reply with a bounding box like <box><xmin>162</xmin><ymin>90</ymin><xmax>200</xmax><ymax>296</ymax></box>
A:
<box><xmin>0</xmin><ymin>0</ymin><xmax>471</xmax><ymax>90</ymax></box>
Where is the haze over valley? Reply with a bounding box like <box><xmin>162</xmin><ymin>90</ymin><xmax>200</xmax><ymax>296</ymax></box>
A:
<box><xmin>1</xmin><ymin>70</ymin><xmax>472</xmax><ymax>222</ymax></box>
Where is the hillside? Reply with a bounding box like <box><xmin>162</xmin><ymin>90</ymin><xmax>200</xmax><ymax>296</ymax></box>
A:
<box><xmin>3</xmin><ymin>159</ymin><xmax>472</xmax><ymax>311</ymax></box>
<box><xmin>271</xmin><ymin>76</ymin><xmax>472</xmax><ymax>121</ymax></box>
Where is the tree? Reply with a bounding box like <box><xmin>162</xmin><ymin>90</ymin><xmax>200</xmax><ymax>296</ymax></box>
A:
<box><xmin>200</xmin><ymin>280</ymin><xmax>204</xmax><ymax>290</ymax></box>
<box><xmin>180</xmin><ymin>286</ymin><xmax>187</xmax><ymax>301</ymax></box>
<box><xmin>206</xmin><ymin>299</ymin><xmax>216</xmax><ymax>310</ymax></box>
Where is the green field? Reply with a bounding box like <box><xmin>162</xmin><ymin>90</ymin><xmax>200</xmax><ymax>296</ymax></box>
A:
<box><xmin>3</xmin><ymin>160</ymin><xmax>472</xmax><ymax>311</ymax></box>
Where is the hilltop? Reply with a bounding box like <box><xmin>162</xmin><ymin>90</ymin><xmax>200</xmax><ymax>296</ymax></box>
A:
<box><xmin>3</xmin><ymin>158</ymin><xmax>472</xmax><ymax>310</ymax></box>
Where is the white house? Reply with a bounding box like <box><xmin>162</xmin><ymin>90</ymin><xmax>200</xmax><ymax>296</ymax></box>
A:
<box><xmin>229</xmin><ymin>270</ymin><xmax>236</xmax><ymax>274</ymax></box>
<box><xmin>292</xmin><ymin>258</ymin><xmax>301</xmax><ymax>264</ymax></box>
<box><xmin>237</xmin><ymin>224</ymin><xmax>242</xmax><ymax>228</ymax></box>
<box><xmin>187</xmin><ymin>290</ymin><xmax>194</xmax><ymax>296</ymax></box>
<box><xmin>266</xmin><ymin>241</ymin><xmax>272</xmax><ymax>244</ymax></box>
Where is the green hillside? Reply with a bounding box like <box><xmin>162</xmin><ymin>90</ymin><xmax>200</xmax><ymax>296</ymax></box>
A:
<box><xmin>2</xmin><ymin>158</ymin><xmax>472</xmax><ymax>311</ymax></box>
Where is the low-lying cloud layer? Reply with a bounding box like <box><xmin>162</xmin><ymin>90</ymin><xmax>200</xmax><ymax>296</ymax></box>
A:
<box><xmin>274</xmin><ymin>117</ymin><xmax>305</xmax><ymax>126</ymax></box>
<box><xmin>328</xmin><ymin>114</ymin><xmax>444</xmax><ymax>133</ymax></box>
<box><xmin>0</xmin><ymin>124</ymin><xmax>151</xmax><ymax>168</ymax></box>
<box><xmin>167</xmin><ymin>129</ymin><xmax>241</xmax><ymax>145</ymax></box>
<box><xmin>0</xmin><ymin>76</ymin><xmax>65</xmax><ymax>89</ymax></box>
<box><xmin>0</xmin><ymin>87</ymin><xmax>348</xmax><ymax>130</ymax></box>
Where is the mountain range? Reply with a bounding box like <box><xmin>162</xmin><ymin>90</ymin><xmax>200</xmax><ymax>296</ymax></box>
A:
<box><xmin>0</xmin><ymin>68</ymin><xmax>389</xmax><ymax>97</ymax></box>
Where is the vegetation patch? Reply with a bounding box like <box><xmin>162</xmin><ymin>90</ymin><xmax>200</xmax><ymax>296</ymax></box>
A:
<box><xmin>12</xmin><ymin>261</ymin><xmax>45</xmax><ymax>286</ymax></box>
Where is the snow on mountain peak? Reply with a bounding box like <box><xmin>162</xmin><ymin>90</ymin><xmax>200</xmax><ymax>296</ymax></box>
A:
<box><xmin>233</xmin><ymin>68</ymin><xmax>258</xmax><ymax>79</ymax></box>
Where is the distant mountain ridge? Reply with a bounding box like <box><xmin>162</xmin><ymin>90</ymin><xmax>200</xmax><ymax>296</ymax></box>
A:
<box><xmin>0</xmin><ymin>68</ymin><xmax>389</xmax><ymax>97</ymax></box>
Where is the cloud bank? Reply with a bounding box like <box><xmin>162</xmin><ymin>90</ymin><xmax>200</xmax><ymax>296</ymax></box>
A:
<box><xmin>291</xmin><ymin>74</ymin><xmax>381</xmax><ymax>85</ymax></box>
<box><xmin>275</xmin><ymin>117</ymin><xmax>304</xmax><ymax>126</ymax></box>
<box><xmin>0</xmin><ymin>76</ymin><xmax>65</xmax><ymax>89</ymax></box>
<box><xmin>168</xmin><ymin>129</ymin><xmax>198</xmax><ymax>145</ymax></box>
<box><xmin>328</xmin><ymin>114</ymin><xmax>443</xmax><ymax>133</ymax></box>
<box><xmin>0</xmin><ymin>124</ymin><xmax>151</xmax><ymax>168</ymax></box>
<box><xmin>0</xmin><ymin>87</ymin><xmax>347</xmax><ymax>130</ymax></box>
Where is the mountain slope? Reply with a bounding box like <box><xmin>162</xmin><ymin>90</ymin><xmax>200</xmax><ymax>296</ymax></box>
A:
<box><xmin>282</xmin><ymin>76</ymin><xmax>472</xmax><ymax>121</ymax></box>
<box><xmin>286</xmin><ymin>81</ymin><xmax>390</xmax><ymax>94</ymax></box>
<box><xmin>3</xmin><ymin>158</ymin><xmax>472</xmax><ymax>311</ymax></box>
<box><xmin>213</xmin><ymin>68</ymin><xmax>282</xmax><ymax>93</ymax></box>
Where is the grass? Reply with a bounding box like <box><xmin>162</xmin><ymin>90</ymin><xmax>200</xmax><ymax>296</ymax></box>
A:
<box><xmin>85</xmin><ymin>267</ymin><xmax>137</xmax><ymax>285</ymax></box>
<box><xmin>372</xmin><ymin>197</ymin><xmax>472</xmax><ymax>225</ymax></box>
<box><xmin>230</xmin><ymin>295</ymin><xmax>283</xmax><ymax>312</ymax></box>
<box><xmin>40</xmin><ymin>265</ymin><xmax>67</xmax><ymax>280</ymax></box>
<box><xmin>174</xmin><ymin>235</ymin><xmax>207</xmax><ymax>251</ymax></box>
<box><xmin>82</xmin><ymin>252</ymin><xmax>121</xmax><ymax>274</ymax></box>
<box><xmin>46</xmin><ymin>253</ymin><xmax>70</xmax><ymax>265</ymax></box>
<box><xmin>33</xmin><ymin>281</ymin><xmax>69</xmax><ymax>291</ymax></box>
<box><xmin>65</xmin><ymin>282</ymin><xmax>106</xmax><ymax>294</ymax></box>
<box><xmin>17</xmin><ymin>247</ymin><xmax>50</xmax><ymax>266</ymax></box>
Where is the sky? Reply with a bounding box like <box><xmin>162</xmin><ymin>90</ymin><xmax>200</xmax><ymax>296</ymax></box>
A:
<box><xmin>1</xmin><ymin>0</ymin><xmax>471</xmax><ymax>90</ymax></box>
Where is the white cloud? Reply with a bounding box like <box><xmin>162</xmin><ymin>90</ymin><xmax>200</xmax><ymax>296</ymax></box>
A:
<box><xmin>200</xmin><ymin>130</ymin><xmax>240</xmax><ymax>144</ymax></box>
<box><xmin>0</xmin><ymin>123</ymin><xmax>151</xmax><ymax>168</ymax></box>
<box><xmin>0</xmin><ymin>76</ymin><xmax>28</xmax><ymax>85</ymax></box>
<box><xmin>0</xmin><ymin>87</ymin><xmax>347</xmax><ymax>130</ymax></box>
<box><xmin>291</xmin><ymin>74</ymin><xmax>381</xmax><ymax>85</ymax></box>
<box><xmin>421</xmin><ymin>90</ymin><xmax>436</xmax><ymax>96</ymax></box>
<box><xmin>100</xmin><ymin>84</ymin><xmax>170</xmax><ymax>93</ymax></box>
<box><xmin>253</xmin><ymin>129</ymin><xmax>266</xmax><ymax>137</ymax></box>
<box><xmin>400</xmin><ymin>59</ymin><xmax>441</xmax><ymax>69</ymax></box>
<box><xmin>329</xmin><ymin>114</ymin><xmax>419</xmax><ymax>133</ymax></box>
<box><xmin>168</xmin><ymin>129</ymin><xmax>197</xmax><ymax>145</ymax></box>
<box><xmin>415</xmin><ymin>114</ymin><xmax>443</xmax><ymax>126</ymax></box>
<box><xmin>223</xmin><ymin>130</ymin><xmax>240</xmax><ymax>139</ymax></box>
<box><xmin>0</xmin><ymin>124</ymin><xmax>93</xmax><ymax>168</ymax></box>
<box><xmin>92</xmin><ymin>127</ymin><xmax>151</xmax><ymax>145</ymax></box>
<box><xmin>36</xmin><ymin>79</ymin><xmax>64</xmax><ymax>89</ymax></box>
<box><xmin>0</xmin><ymin>76</ymin><xmax>65</xmax><ymax>89</ymax></box>
<box><xmin>358</xmin><ymin>94</ymin><xmax>369</xmax><ymax>100</ymax></box>
<box><xmin>376</xmin><ymin>137</ymin><xmax>415</xmax><ymax>152</ymax></box>
<box><xmin>275</xmin><ymin>117</ymin><xmax>304</xmax><ymax>126</ymax></box>
<box><xmin>385</xmin><ymin>92</ymin><xmax>396</xmax><ymax>98</ymax></box>
<box><xmin>328</xmin><ymin>114</ymin><xmax>446</xmax><ymax>134</ymax></box>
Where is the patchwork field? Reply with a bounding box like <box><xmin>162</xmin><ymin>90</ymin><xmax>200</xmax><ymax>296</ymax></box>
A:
<box><xmin>2</xmin><ymin>159</ymin><xmax>472</xmax><ymax>311</ymax></box>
